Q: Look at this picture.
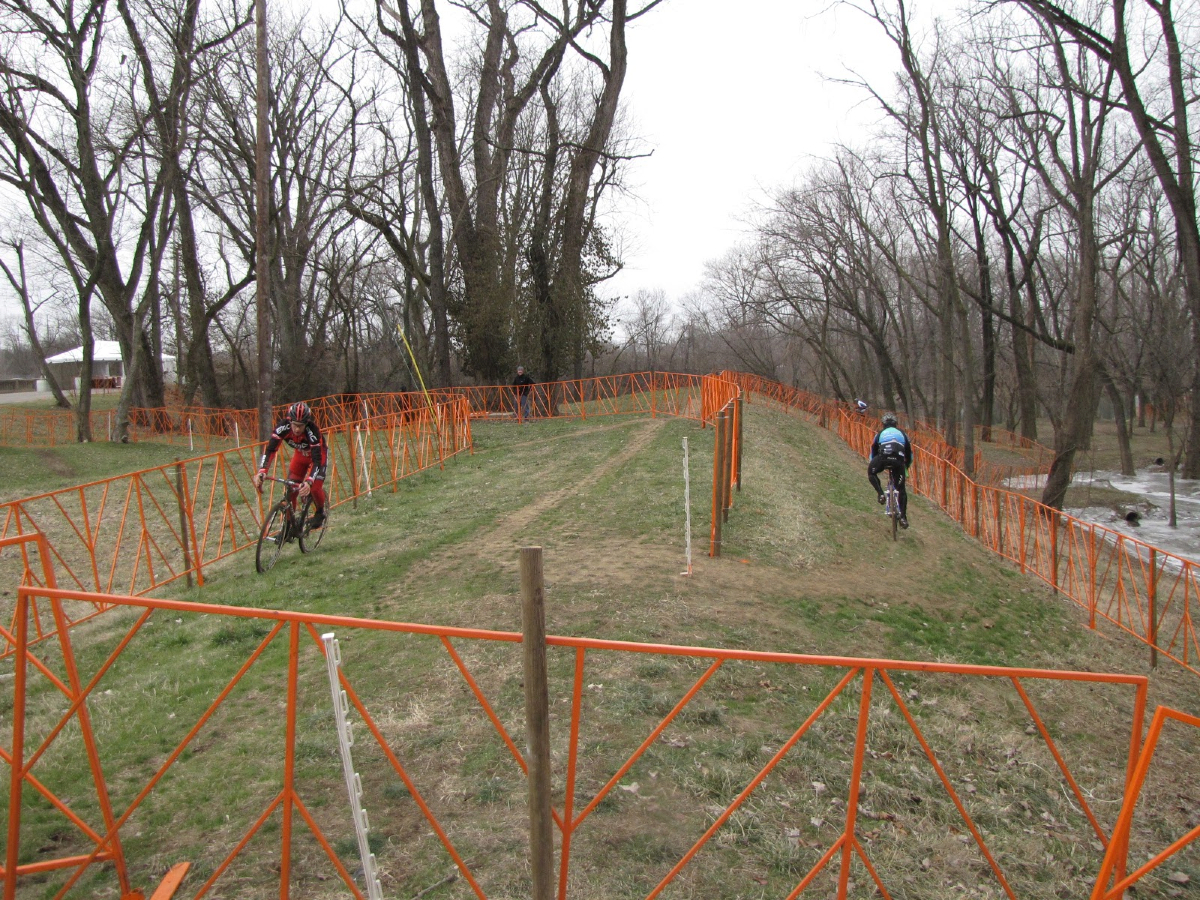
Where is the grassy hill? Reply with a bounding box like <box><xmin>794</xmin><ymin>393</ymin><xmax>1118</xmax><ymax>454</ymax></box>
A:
<box><xmin>5</xmin><ymin>403</ymin><xmax>1198</xmax><ymax>899</ymax></box>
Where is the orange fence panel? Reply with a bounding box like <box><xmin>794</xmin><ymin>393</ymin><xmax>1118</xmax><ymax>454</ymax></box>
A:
<box><xmin>1091</xmin><ymin>705</ymin><xmax>1200</xmax><ymax>900</ymax></box>
<box><xmin>726</xmin><ymin>372</ymin><xmax>1200</xmax><ymax>682</ymax></box>
<box><xmin>0</xmin><ymin>400</ymin><xmax>472</xmax><ymax>660</ymax></box>
<box><xmin>6</xmin><ymin>578</ymin><xmax>1176</xmax><ymax>900</ymax></box>
<box><xmin>1</xmin><ymin>373</ymin><xmax>742</xmax><ymax>661</ymax></box>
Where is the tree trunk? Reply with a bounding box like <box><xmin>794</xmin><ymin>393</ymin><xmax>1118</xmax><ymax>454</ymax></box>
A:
<box><xmin>1101</xmin><ymin>369</ymin><xmax>1135</xmax><ymax>475</ymax></box>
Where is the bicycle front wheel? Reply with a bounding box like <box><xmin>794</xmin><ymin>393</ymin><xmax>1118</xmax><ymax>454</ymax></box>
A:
<box><xmin>298</xmin><ymin>497</ymin><xmax>327</xmax><ymax>553</ymax></box>
<box><xmin>256</xmin><ymin>502</ymin><xmax>288</xmax><ymax>573</ymax></box>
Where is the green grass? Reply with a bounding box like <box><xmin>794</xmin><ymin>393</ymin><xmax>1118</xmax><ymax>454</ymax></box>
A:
<box><xmin>2</xmin><ymin>407</ymin><xmax>1198</xmax><ymax>899</ymax></box>
<box><xmin>0</xmin><ymin>442</ymin><xmax>202</xmax><ymax>502</ymax></box>
<box><xmin>0</xmin><ymin>392</ymin><xmax>124</xmax><ymax>411</ymax></box>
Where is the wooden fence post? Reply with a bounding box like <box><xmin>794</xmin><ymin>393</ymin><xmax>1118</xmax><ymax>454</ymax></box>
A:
<box><xmin>6</xmin><ymin>593</ymin><xmax>28</xmax><ymax>898</ymax></box>
<box><xmin>1088</xmin><ymin>526</ymin><xmax>1098</xmax><ymax>629</ymax></box>
<box><xmin>973</xmin><ymin>483</ymin><xmax>981</xmax><ymax>539</ymax></box>
<box><xmin>349</xmin><ymin>427</ymin><xmax>359</xmax><ymax>510</ymax></box>
<box><xmin>720</xmin><ymin>408</ymin><xmax>729</xmax><ymax>525</ymax></box>
<box><xmin>520</xmin><ymin>548</ymin><xmax>555</xmax><ymax>900</ymax></box>
<box><xmin>1019</xmin><ymin>495</ymin><xmax>1027</xmax><ymax>574</ymax></box>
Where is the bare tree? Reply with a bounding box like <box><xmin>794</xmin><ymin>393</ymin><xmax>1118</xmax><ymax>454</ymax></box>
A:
<box><xmin>0</xmin><ymin>239</ymin><xmax>73</xmax><ymax>410</ymax></box>
<box><xmin>0</xmin><ymin>0</ymin><xmax>176</xmax><ymax>439</ymax></box>
<box><xmin>1013</xmin><ymin>0</ymin><xmax>1200</xmax><ymax>478</ymax></box>
<box><xmin>373</xmin><ymin>0</ymin><xmax>659</xmax><ymax>384</ymax></box>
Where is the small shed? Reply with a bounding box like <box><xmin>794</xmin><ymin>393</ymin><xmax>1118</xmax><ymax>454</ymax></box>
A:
<box><xmin>41</xmin><ymin>341</ymin><xmax>176</xmax><ymax>391</ymax></box>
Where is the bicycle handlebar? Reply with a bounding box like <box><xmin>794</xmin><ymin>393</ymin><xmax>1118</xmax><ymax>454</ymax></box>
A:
<box><xmin>257</xmin><ymin>475</ymin><xmax>307</xmax><ymax>495</ymax></box>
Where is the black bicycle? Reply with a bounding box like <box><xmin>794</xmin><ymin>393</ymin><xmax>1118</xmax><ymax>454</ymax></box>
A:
<box><xmin>883</xmin><ymin>468</ymin><xmax>901</xmax><ymax>541</ymax></box>
<box><xmin>255</xmin><ymin>476</ymin><xmax>329</xmax><ymax>573</ymax></box>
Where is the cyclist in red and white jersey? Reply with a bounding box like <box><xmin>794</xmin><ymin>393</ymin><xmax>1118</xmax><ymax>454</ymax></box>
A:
<box><xmin>253</xmin><ymin>401</ymin><xmax>328</xmax><ymax>529</ymax></box>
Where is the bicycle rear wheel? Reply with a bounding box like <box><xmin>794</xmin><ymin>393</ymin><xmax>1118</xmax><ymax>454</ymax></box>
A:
<box><xmin>888</xmin><ymin>474</ymin><xmax>899</xmax><ymax>542</ymax></box>
<box><xmin>256</xmin><ymin>503</ymin><xmax>288</xmax><ymax>573</ymax></box>
<box><xmin>298</xmin><ymin>497</ymin><xmax>327</xmax><ymax>553</ymax></box>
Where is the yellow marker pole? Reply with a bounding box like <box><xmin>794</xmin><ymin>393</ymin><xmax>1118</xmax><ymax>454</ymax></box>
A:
<box><xmin>396</xmin><ymin>325</ymin><xmax>442</xmax><ymax>442</ymax></box>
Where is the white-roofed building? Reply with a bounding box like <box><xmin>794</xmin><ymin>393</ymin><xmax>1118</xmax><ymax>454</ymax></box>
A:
<box><xmin>40</xmin><ymin>341</ymin><xmax>176</xmax><ymax>391</ymax></box>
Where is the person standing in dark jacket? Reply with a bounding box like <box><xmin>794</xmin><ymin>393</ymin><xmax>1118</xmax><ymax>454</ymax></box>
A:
<box><xmin>512</xmin><ymin>365</ymin><xmax>535</xmax><ymax>422</ymax></box>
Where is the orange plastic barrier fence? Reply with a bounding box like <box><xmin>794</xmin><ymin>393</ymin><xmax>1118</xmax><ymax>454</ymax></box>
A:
<box><xmin>724</xmin><ymin>372</ymin><xmax>1200</xmax><ymax>681</ymax></box>
<box><xmin>722</xmin><ymin>372</ymin><xmax>1052</xmax><ymax>488</ymax></box>
<box><xmin>9</xmin><ymin>576</ymin><xmax>1190</xmax><ymax>900</ymax></box>
<box><xmin>1092</xmin><ymin>705</ymin><xmax>1200</xmax><ymax>900</ymax></box>
<box><xmin>445</xmin><ymin>371</ymin><xmax>711</xmax><ymax>423</ymax></box>
<box><xmin>1</xmin><ymin>374</ymin><xmax>722</xmax><ymax>448</ymax></box>
<box><xmin>1</xmin><ymin>373</ymin><xmax>751</xmax><ymax>660</ymax></box>
<box><xmin>0</xmin><ymin>399</ymin><xmax>471</xmax><ymax>659</ymax></box>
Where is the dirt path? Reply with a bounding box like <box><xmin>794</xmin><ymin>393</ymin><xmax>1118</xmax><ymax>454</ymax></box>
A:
<box><xmin>403</xmin><ymin>417</ymin><xmax>668</xmax><ymax>587</ymax></box>
<box><xmin>479</xmin><ymin>417</ymin><xmax>665</xmax><ymax>545</ymax></box>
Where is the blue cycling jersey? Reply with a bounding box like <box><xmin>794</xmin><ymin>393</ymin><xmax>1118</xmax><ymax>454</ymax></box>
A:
<box><xmin>878</xmin><ymin>427</ymin><xmax>907</xmax><ymax>447</ymax></box>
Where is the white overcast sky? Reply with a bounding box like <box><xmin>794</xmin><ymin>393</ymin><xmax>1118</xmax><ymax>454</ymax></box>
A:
<box><xmin>0</xmin><ymin>0</ymin><xmax>957</xmax><ymax>325</ymax></box>
<box><xmin>603</xmin><ymin>0</ymin><xmax>945</xmax><ymax>305</ymax></box>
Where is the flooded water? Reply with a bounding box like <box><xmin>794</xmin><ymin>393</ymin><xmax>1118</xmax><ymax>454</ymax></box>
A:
<box><xmin>1003</xmin><ymin>470</ymin><xmax>1200</xmax><ymax>565</ymax></box>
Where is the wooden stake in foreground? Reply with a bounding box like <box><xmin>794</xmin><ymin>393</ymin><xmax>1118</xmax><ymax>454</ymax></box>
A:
<box><xmin>520</xmin><ymin>547</ymin><xmax>555</xmax><ymax>900</ymax></box>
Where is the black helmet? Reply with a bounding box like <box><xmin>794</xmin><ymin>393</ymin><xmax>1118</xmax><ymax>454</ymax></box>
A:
<box><xmin>287</xmin><ymin>401</ymin><xmax>312</xmax><ymax>424</ymax></box>
<box><xmin>881</xmin><ymin>412</ymin><xmax>898</xmax><ymax>427</ymax></box>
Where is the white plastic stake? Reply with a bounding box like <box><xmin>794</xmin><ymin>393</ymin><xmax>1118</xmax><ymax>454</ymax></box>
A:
<box><xmin>321</xmin><ymin>632</ymin><xmax>384</xmax><ymax>900</ymax></box>
<box><xmin>187</xmin><ymin>418</ymin><xmax>194</xmax><ymax>453</ymax></box>
<box><xmin>355</xmin><ymin>425</ymin><xmax>373</xmax><ymax>497</ymax></box>
<box><xmin>682</xmin><ymin>437</ymin><xmax>692</xmax><ymax>576</ymax></box>
<box><xmin>234</xmin><ymin>422</ymin><xmax>240</xmax><ymax>448</ymax></box>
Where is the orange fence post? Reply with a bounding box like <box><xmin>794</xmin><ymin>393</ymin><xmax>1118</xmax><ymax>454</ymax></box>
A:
<box><xmin>4</xmin><ymin>593</ymin><xmax>28</xmax><ymax>900</ymax></box>
<box><xmin>1149</xmin><ymin>549</ymin><xmax>1158</xmax><ymax>670</ymax></box>
<box><xmin>710</xmin><ymin>410</ymin><xmax>726</xmax><ymax>557</ymax></box>
<box><xmin>1050</xmin><ymin>512</ymin><xmax>1060</xmax><ymax>596</ymax></box>
<box><xmin>175</xmin><ymin>460</ymin><xmax>193</xmax><ymax>590</ymax></box>
<box><xmin>520</xmin><ymin>548</ymin><xmax>555</xmax><ymax>900</ymax></box>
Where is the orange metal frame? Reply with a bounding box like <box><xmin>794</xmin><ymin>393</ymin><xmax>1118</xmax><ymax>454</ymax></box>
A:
<box><xmin>1</xmin><ymin>399</ymin><xmax>472</xmax><ymax>659</ymax></box>
<box><xmin>1</xmin><ymin>374</ymin><xmax>745</xmax><ymax>658</ymax></box>
<box><xmin>8</xmin><ymin>575</ymin><xmax>1188</xmax><ymax>900</ymax></box>
<box><xmin>726</xmin><ymin>372</ymin><xmax>1200</xmax><ymax>681</ymax></box>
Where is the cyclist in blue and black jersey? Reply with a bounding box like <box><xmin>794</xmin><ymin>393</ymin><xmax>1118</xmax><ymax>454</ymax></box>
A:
<box><xmin>868</xmin><ymin>412</ymin><xmax>915</xmax><ymax>529</ymax></box>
